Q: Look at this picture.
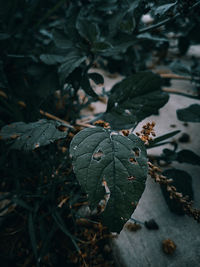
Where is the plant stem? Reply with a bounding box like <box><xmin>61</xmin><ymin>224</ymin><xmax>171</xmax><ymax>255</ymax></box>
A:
<box><xmin>162</xmin><ymin>88</ymin><xmax>199</xmax><ymax>99</ymax></box>
<box><xmin>17</xmin><ymin>100</ymin><xmax>94</xmax><ymax>129</ymax></box>
<box><xmin>160</xmin><ymin>73</ymin><xmax>191</xmax><ymax>80</ymax></box>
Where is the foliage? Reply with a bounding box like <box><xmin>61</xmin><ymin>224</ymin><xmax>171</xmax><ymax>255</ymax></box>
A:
<box><xmin>70</xmin><ymin>127</ymin><xmax>148</xmax><ymax>232</ymax></box>
<box><xmin>0</xmin><ymin>119</ymin><xmax>69</xmax><ymax>150</ymax></box>
<box><xmin>103</xmin><ymin>71</ymin><xmax>169</xmax><ymax>129</ymax></box>
<box><xmin>0</xmin><ymin>0</ymin><xmax>200</xmax><ymax>265</ymax></box>
<box><xmin>161</xmin><ymin>169</ymin><xmax>193</xmax><ymax>215</ymax></box>
<box><xmin>177</xmin><ymin>104</ymin><xmax>200</xmax><ymax>122</ymax></box>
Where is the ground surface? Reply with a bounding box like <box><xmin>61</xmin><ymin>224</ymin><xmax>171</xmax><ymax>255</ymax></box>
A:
<box><xmin>111</xmin><ymin>71</ymin><xmax>200</xmax><ymax>267</ymax></box>
<box><xmin>81</xmin><ymin>47</ymin><xmax>200</xmax><ymax>267</ymax></box>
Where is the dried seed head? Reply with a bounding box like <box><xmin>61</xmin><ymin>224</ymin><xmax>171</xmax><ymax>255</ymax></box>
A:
<box><xmin>162</xmin><ymin>239</ymin><xmax>176</xmax><ymax>254</ymax></box>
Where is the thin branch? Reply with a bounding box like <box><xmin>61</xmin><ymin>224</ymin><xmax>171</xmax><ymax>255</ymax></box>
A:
<box><xmin>139</xmin><ymin>17</ymin><xmax>175</xmax><ymax>34</ymax></box>
<box><xmin>39</xmin><ymin>109</ymin><xmax>74</xmax><ymax>129</ymax></box>
<box><xmin>75</xmin><ymin>121</ymin><xmax>95</xmax><ymax>128</ymax></box>
<box><xmin>39</xmin><ymin>110</ymin><xmax>95</xmax><ymax>128</ymax></box>
<box><xmin>18</xmin><ymin>101</ymin><xmax>94</xmax><ymax>129</ymax></box>
<box><xmin>162</xmin><ymin>88</ymin><xmax>199</xmax><ymax>99</ymax></box>
<box><xmin>160</xmin><ymin>73</ymin><xmax>191</xmax><ymax>80</ymax></box>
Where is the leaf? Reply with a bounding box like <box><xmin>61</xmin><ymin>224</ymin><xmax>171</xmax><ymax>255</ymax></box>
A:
<box><xmin>52</xmin><ymin>210</ymin><xmax>80</xmax><ymax>252</ymax></box>
<box><xmin>148</xmin><ymin>130</ymin><xmax>180</xmax><ymax>148</ymax></box>
<box><xmin>40</xmin><ymin>54</ymin><xmax>67</xmax><ymax>65</ymax></box>
<box><xmin>161</xmin><ymin>169</ymin><xmax>193</xmax><ymax>215</ymax></box>
<box><xmin>76</xmin><ymin>19</ymin><xmax>100</xmax><ymax>43</ymax></box>
<box><xmin>53</xmin><ymin>29</ymin><xmax>74</xmax><ymax>49</ymax></box>
<box><xmin>177</xmin><ymin>104</ymin><xmax>200</xmax><ymax>122</ymax></box>
<box><xmin>103</xmin><ymin>71</ymin><xmax>169</xmax><ymax>130</ymax></box>
<box><xmin>0</xmin><ymin>33</ymin><xmax>10</xmax><ymax>40</ymax></box>
<box><xmin>58</xmin><ymin>51</ymin><xmax>86</xmax><ymax>84</ymax></box>
<box><xmin>70</xmin><ymin>127</ymin><xmax>148</xmax><ymax>232</ymax></box>
<box><xmin>88</xmin><ymin>72</ymin><xmax>104</xmax><ymax>85</ymax></box>
<box><xmin>119</xmin><ymin>17</ymin><xmax>136</xmax><ymax>34</ymax></box>
<box><xmin>137</xmin><ymin>33</ymin><xmax>168</xmax><ymax>43</ymax></box>
<box><xmin>154</xmin><ymin>2</ymin><xmax>177</xmax><ymax>17</ymax></box>
<box><xmin>0</xmin><ymin>119</ymin><xmax>69</xmax><ymax>151</ymax></box>
<box><xmin>177</xmin><ymin>150</ymin><xmax>200</xmax><ymax>165</ymax></box>
<box><xmin>28</xmin><ymin>213</ymin><xmax>38</xmax><ymax>260</ymax></box>
<box><xmin>91</xmin><ymin>41</ymin><xmax>112</xmax><ymax>53</ymax></box>
<box><xmin>178</xmin><ymin>36</ymin><xmax>190</xmax><ymax>55</ymax></box>
<box><xmin>81</xmin><ymin>75</ymin><xmax>98</xmax><ymax>98</ymax></box>
<box><xmin>170</xmin><ymin>61</ymin><xmax>191</xmax><ymax>76</ymax></box>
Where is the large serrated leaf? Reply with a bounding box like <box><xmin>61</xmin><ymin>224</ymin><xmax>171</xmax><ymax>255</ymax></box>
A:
<box><xmin>103</xmin><ymin>71</ymin><xmax>169</xmax><ymax>129</ymax></box>
<box><xmin>0</xmin><ymin>119</ymin><xmax>69</xmax><ymax>151</ymax></box>
<box><xmin>70</xmin><ymin>127</ymin><xmax>148</xmax><ymax>232</ymax></box>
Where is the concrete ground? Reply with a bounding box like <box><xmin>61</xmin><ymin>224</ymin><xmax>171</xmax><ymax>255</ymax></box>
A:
<box><xmin>80</xmin><ymin>46</ymin><xmax>200</xmax><ymax>267</ymax></box>
<box><xmin>111</xmin><ymin>70</ymin><xmax>200</xmax><ymax>267</ymax></box>
<box><xmin>112</xmin><ymin>90</ymin><xmax>200</xmax><ymax>267</ymax></box>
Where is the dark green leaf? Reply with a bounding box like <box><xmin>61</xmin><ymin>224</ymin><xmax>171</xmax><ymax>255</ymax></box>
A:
<box><xmin>104</xmin><ymin>71</ymin><xmax>169</xmax><ymax>130</ymax></box>
<box><xmin>91</xmin><ymin>41</ymin><xmax>112</xmax><ymax>53</ymax></box>
<box><xmin>70</xmin><ymin>127</ymin><xmax>148</xmax><ymax>232</ymax></box>
<box><xmin>0</xmin><ymin>33</ymin><xmax>10</xmax><ymax>40</ymax></box>
<box><xmin>108</xmin><ymin>12</ymin><xmax>126</xmax><ymax>37</ymax></box>
<box><xmin>154</xmin><ymin>2</ymin><xmax>176</xmax><ymax>17</ymax></box>
<box><xmin>12</xmin><ymin>197</ymin><xmax>33</xmax><ymax>211</ymax></box>
<box><xmin>76</xmin><ymin>19</ymin><xmax>100</xmax><ymax>43</ymax></box>
<box><xmin>81</xmin><ymin>75</ymin><xmax>98</xmax><ymax>98</ymax></box>
<box><xmin>148</xmin><ymin>130</ymin><xmax>181</xmax><ymax>148</ymax></box>
<box><xmin>170</xmin><ymin>61</ymin><xmax>191</xmax><ymax>76</ymax></box>
<box><xmin>177</xmin><ymin>104</ymin><xmax>200</xmax><ymax>122</ymax></box>
<box><xmin>40</xmin><ymin>54</ymin><xmax>67</xmax><ymax>65</ymax></box>
<box><xmin>88</xmin><ymin>72</ymin><xmax>104</xmax><ymax>85</ymax></box>
<box><xmin>58</xmin><ymin>51</ymin><xmax>86</xmax><ymax>84</ymax></box>
<box><xmin>52</xmin><ymin>210</ymin><xmax>80</xmax><ymax>252</ymax></box>
<box><xmin>178</xmin><ymin>36</ymin><xmax>190</xmax><ymax>55</ymax></box>
<box><xmin>137</xmin><ymin>33</ymin><xmax>168</xmax><ymax>43</ymax></box>
<box><xmin>177</xmin><ymin>150</ymin><xmax>200</xmax><ymax>165</ymax></box>
<box><xmin>28</xmin><ymin>213</ymin><xmax>38</xmax><ymax>260</ymax></box>
<box><xmin>53</xmin><ymin>29</ymin><xmax>74</xmax><ymax>49</ymax></box>
<box><xmin>119</xmin><ymin>17</ymin><xmax>136</xmax><ymax>34</ymax></box>
<box><xmin>0</xmin><ymin>119</ymin><xmax>69</xmax><ymax>151</ymax></box>
<box><xmin>161</xmin><ymin>169</ymin><xmax>193</xmax><ymax>215</ymax></box>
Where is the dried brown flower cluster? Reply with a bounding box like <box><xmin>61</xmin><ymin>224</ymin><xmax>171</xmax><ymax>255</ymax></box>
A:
<box><xmin>125</xmin><ymin>222</ymin><xmax>142</xmax><ymax>232</ymax></box>
<box><xmin>162</xmin><ymin>239</ymin><xmax>177</xmax><ymax>254</ymax></box>
<box><xmin>148</xmin><ymin>162</ymin><xmax>200</xmax><ymax>223</ymax></box>
<box><xmin>136</xmin><ymin>121</ymin><xmax>156</xmax><ymax>144</ymax></box>
<box><xmin>122</xmin><ymin>130</ymin><xmax>130</xmax><ymax>136</ymax></box>
<box><xmin>94</xmin><ymin>120</ymin><xmax>110</xmax><ymax>128</ymax></box>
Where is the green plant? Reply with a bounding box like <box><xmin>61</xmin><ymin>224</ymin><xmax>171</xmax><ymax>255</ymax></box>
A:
<box><xmin>0</xmin><ymin>0</ymin><xmax>200</xmax><ymax>265</ymax></box>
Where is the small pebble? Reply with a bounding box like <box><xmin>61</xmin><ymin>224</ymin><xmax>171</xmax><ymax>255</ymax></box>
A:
<box><xmin>170</xmin><ymin>124</ymin><xmax>176</xmax><ymax>128</ymax></box>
